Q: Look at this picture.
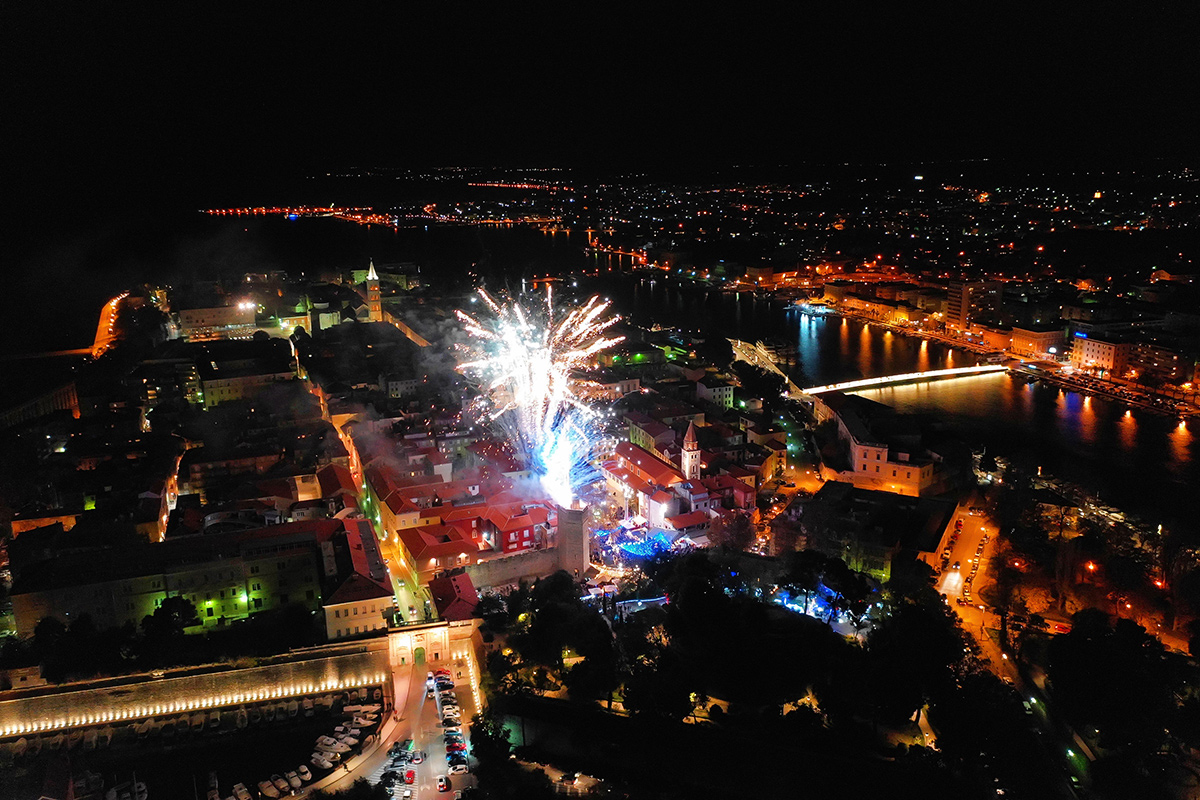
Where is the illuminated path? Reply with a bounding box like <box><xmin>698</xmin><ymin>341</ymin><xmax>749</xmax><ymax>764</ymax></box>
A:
<box><xmin>801</xmin><ymin>364</ymin><xmax>1008</xmax><ymax>395</ymax></box>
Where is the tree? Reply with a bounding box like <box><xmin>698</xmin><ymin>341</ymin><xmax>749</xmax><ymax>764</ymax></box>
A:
<box><xmin>469</xmin><ymin>707</ymin><xmax>513</xmax><ymax>762</ymax></box>
<box><xmin>475</xmin><ymin>594</ymin><xmax>508</xmax><ymax>631</ymax></box>
<box><xmin>140</xmin><ymin>596</ymin><xmax>200</xmax><ymax>665</ymax></box>
<box><xmin>1048</xmin><ymin>610</ymin><xmax>1174</xmax><ymax>755</ymax></box>
<box><xmin>708</xmin><ymin>512</ymin><xmax>755</xmax><ymax>552</ymax></box>
<box><xmin>780</xmin><ymin>549</ymin><xmax>828</xmax><ymax>613</ymax></box>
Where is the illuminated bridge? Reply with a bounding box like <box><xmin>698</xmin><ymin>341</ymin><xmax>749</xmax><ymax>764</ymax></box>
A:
<box><xmin>801</xmin><ymin>364</ymin><xmax>1009</xmax><ymax>395</ymax></box>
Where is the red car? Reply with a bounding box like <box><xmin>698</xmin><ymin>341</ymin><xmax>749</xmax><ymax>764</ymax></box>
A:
<box><xmin>434</xmin><ymin>669</ymin><xmax>452</xmax><ymax>677</ymax></box>
<box><xmin>404</xmin><ymin>770</ymin><xmax>416</xmax><ymax>785</ymax></box>
<box><xmin>446</xmin><ymin>742</ymin><xmax>467</xmax><ymax>752</ymax></box>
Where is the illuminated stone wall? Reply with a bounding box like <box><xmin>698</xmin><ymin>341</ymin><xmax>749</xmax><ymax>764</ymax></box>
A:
<box><xmin>0</xmin><ymin>644</ymin><xmax>390</xmax><ymax>740</ymax></box>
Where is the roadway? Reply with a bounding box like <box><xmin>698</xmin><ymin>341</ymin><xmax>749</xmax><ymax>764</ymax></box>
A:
<box><xmin>303</xmin><ymin>651</ymin><xmax>481</xmax><ymax>799</ymax></box>
<box><xmin>93</xmin><ymin>292</ymin><xmax>128</xmax><ymax>358</ymax></box>
<box><xmin>939</xmin><ymin>502</ymin><xmax>1085</xmax><ymax>798</ymax></box>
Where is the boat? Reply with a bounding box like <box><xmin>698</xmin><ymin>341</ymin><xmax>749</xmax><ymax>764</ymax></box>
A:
<box><xmin>310</xmin><ymin>753</ymin><xmax>333</xmax><ymax>770</ymax></box>
<box><xmin>286</xmin><ymin>699</ymin><xmax>299</xmax><ymax>718</ymax></box>
<box><xmin>206</xmin><ymin>791</ymin><xmax>220</xmax><ymax>800</ymax></box>
<box><xmin>46</xmin><ymin>731</ymin><xmax>64</xmax><ymax>749</ymax></box>
<box><xmin>258</xmin><ymin>782</ymin><xmax>280</xmax><ymax>800</ymax></box>
<box><xmin>208</xmin><ymin>710</ymin><xmax>220</xmax><ymax>728</ymax></box>
<box><xmin>273</xmin><ymin>702</ymin><xmax>287</xmax><ymax>721</ymax></box>
<box><xmin>297</xmin><ymin>765</ymin><xmax>312</xmax><ymax>782</ymax></box>
<box><xmin>13</xmin><ymin>737</ymin><xmax>27</xmax><ymax>758</ymax></box>
<box><xmin>207</xmin><ymin>772</ymin><xmax>219</xmax><ymax>793</ymax></box>
<box><xmin>336</xmin><ymin>733</ymin><xmax>359</xmax><ymax>746</ymax></box>
<box><xmin>359</xmin><ymin>704</ymin><xmax>381</xmax><ymax>714</ymax></box>
<box><xmin>232</xmin><ymin>783</ymin><xmax>252</xmax><ymax>800</ymax></box>
<box><xmin>342</xmin><ymin>705</ymin><xmax>362</xmax><ymax>715</ymax></box>
<box><xmin>302</xmin><ymin>698</ymin><xmax>315</xmax><ymax>718</ymax></box>
<box><xmin>351</xmin><ymin>716</ymin><xmax>377</xmax><ymax>728</ymax></box>
<box><xmin>100</xmin><ymin>726</ymin><xmax>114</xmax><ymax>748</ymax></box>
<box><xmin>28</xmin><ymin>735</ymin><xmax>42</xmax><ymax>756</ymax></box>
<box><xmin>83</xmin><ymin>728</ymin><xmax>98</xmax><ymax>751</ymax></box>
<box><xmin>133</xmin><ymin>781</ymin><xmax>148</xmax><ymax>800</ymax></box>
<box><xmin>284</xmin><ymin>771</ymin><xmax>302</xmax><ymax>790</ymax></box>
<box><xmin>333</xmin><ymin>725</ymin><xmax>360</xmax><ymax>737</ymax></box>
<box><xmin>318</xmin><ymin>694</ymin><xmax>334</xmax><ymax>710</ymax></box>
<box><xmin>235</xmin><ymin>708</ymin><xmax>248</xmax><ymax>729</ymax></box>
<box><xmin>191</xmin><ymin>713</ymin><xmax>205</xmax><ymax>732</ymax></box>
<box><xmin>264</xmin><ymin>704</ymin><xmax>276</xmax><ymax>723</ymax></box>
<box><xmin>248</xmin><ymin>706</ymin><xmax>261</xmax><ymax>725</ymax></box>
<box><xmin>270</xmin><ymin>775</ymin><xmax>290</xmax><ymax>794</ymax></box>
<box><xmin>136</xmin><ymin>720</ymin><xmax>152</xmax><ymax>740</ymax></box>
<box><xmin>175</xmin><ymin>717</ymin><xmax>190</xmax><ymax>736</ymax></box>
<box><xmin>315</xmin><ymin>735</ymin><xmax>350</xmax><ymax>753</ymax></box>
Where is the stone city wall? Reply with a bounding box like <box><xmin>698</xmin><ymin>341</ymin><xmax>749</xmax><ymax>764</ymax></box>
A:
<box><xmin>0</xmin><ymin>644</ymin><xmax>390</xmax><ymax>739</ymax></box>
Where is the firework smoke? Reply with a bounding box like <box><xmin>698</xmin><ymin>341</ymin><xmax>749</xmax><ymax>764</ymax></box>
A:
<box><xmin>456</xmin><ymin>287</ymin><xmax>623</xmax><ymax>507</ymax></box>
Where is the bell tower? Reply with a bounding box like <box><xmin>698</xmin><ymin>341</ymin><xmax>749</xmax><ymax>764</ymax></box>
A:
<box><xmin>366</xmin><ymin>260</ymin><xmax>382</xmax><ymax>322</ymax></box>
<box><xmin>682</xmin><ymin>421</ymin><xmax>700</xmax><ymax>481</ymax></box>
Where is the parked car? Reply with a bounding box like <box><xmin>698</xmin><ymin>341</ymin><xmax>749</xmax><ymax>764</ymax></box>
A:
<box><xmin>446</xmin><ymin>741</ymin><xmax>467</xmax><ymax>752</ymax></box>
<box><xmin>448</xmin><ymin>763</ymin><xmax>469</xmax><ymax>775</ymax></box>
<box><xmin>410</xmin><ymin>751</ymin><xmax>425</xmax><ymax>764</ymax></box>
<box><xmin>437</xmin><ymin>776</ymin><xmax>451</xmax><ymax>792</ymax></box>
<box><xmin>404</xmin><ymin>770</ymin><xmax>416</xmax><ymax>785</ymax></box>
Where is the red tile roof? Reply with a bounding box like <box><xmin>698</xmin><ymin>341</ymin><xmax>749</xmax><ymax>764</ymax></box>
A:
<box><xmin>398</xmin><ymin>523</ymin><xmax>480</xmax><ymax>563</ymax></box>
<box><xmin>427</xmin><ymin>572</ymin><xmax>479</xmax><ymax>621</ymax></box>
<box><xmin>613</xmin><ymin>441</ymin><xmax>683</xmax><ymax>487</ymax></box>
<box><xmin>325</xmin><ymin>572</ymin><xmax>394</xmax><ymax>606</ymax></box>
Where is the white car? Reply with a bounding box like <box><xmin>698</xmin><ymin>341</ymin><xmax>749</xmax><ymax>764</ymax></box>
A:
<box><xmin>448</xmin><ymin>763</ymin><xmax>469</xmax><ymax>775</ymax></box>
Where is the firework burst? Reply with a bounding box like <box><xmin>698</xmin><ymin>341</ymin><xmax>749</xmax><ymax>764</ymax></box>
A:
<box><xmin>456</xmin><ymin>287</ymin><xmax>623</xmax><ymax>507</ymax></box>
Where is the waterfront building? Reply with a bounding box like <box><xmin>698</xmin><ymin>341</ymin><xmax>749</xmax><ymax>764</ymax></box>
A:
<box><xmin>1069</xmin><ymin>332</ymin><xmax>1129</xmax><ymax>377</ymax></box>
<box><xmin>1010</xmin><ymin>324</ymin><xmax>1065</xmax><ymax>359</ymax></box>
<box><xmin>811</xmin><ymin>392</ymin><xmax>951</xmax><ymax>497</ymax></box>
<box><xmin>946</xmin><ymin>280</ymin><xmax>1002</xmax><ymax>330</ymax></box>
<box><xmin>176</xmin><ymin>304</ymin><xmax>257</xmax><ymax>341</ymax></box>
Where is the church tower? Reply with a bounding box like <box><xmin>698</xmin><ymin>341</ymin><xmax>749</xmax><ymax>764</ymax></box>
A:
<box><xmin>682</xmin><ymin>421</ymin><xmax>701</xmax><ymax>481</ymax></box>
<box><xmin>366</xmin><ymin>260</ymin><xmax>382</xmax><ymax>322</ymax></box>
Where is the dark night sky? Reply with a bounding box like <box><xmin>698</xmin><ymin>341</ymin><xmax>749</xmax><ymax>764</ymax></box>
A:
<box><xmin>1</xmin><ymin>1</ymin><xmax>1198</xmax><ymax>304</ymax></box>
<box><xmin>4</xmin><ymin>4</ymin><xmax>1199</xmax><ymax>208</ymax></box>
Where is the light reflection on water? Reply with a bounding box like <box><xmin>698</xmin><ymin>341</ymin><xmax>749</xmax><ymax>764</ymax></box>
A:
<box><xmin>618</xmin><ymin>277</ymin><xmax>1196</xmax><ymax>520</ymax></box>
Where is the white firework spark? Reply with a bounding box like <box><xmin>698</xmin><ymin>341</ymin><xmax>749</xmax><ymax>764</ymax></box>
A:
<box><xmin>456</xmin><ymin>287</ymin><xmax>623</xmax><ymax>507</ymax></box>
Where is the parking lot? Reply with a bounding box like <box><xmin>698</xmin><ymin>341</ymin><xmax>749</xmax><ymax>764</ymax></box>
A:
<box><xmin>370</xmin><ymin>667</ymin><xmax>479</xmax><ymax>798</ymax></box>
